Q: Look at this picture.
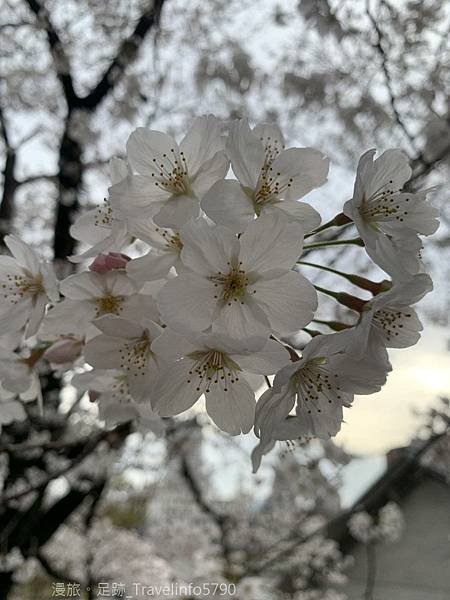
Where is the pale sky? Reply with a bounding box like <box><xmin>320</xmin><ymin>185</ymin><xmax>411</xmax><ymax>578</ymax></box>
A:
<box><xmin>336</xmin><ymin>322</ymin><xmax>450</xmax><ymax>454</ymax></box>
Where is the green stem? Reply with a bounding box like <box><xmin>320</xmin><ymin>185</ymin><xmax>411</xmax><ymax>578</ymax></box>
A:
<box><xmin>305</xmin><ymin>212</ymin><xmax>352</xmax><ymax>238</ymax></box>
<box><xmin>298</xmin><ymin>260</ymin><xmax>390</xmax><ymax>295</ymax></box>
<box><xmin>303</xmin><ymin>237</ymin><xmax>364</xmax><ymax>250</ymax></box>
<box><xmin>312</xmin><ymin>319</ymin><xmax>353</xmax><ymax>331</ymax></box>
<box><xmin>314</xmin><ymin>285</ymin><xmax>367</xmax><ymax>312</ymax></box>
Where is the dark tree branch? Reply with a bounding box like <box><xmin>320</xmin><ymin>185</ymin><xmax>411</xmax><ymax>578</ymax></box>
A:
<box><xmin>180</xmin><ymin>451</ymin><xmax>235</xmax><ymax>569</ymax></box>
<box><xmin>80</xmin><ymin>0</ymin><xmax>165</xmax><ymax>110</ymax></box>
<box><xmin>0</xmin><ymin>104</ymin><xmax>18</xmax><ymax>247</ymax></box>
<box><xmin>23</xmin><ymin>0</ymin><xmax>79</xmax><ymax>107</ymax></box>
<box><xmin>23</xmin><ymin>0</ymin><xmax>167</xmax><ymax>260</ymax></box>
<box><xmin>366</xmin><ymin>0</ymin><xmax>420</xmax><ymax>156</ymax></box>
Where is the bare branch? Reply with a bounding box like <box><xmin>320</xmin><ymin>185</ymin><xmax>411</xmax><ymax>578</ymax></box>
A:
<box><xmin>23</xmin><ymin>0</ymin><xmax>79</xmax><ymax>107</ymax></box>
<box><xmin>365</xmin><ymin>0</ymin><xmax>419</xmax><ymax>155</ymax></box>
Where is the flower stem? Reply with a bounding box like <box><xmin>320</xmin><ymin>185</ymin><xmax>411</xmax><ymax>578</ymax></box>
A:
<box><xmin>312</xmin><ymin>319</ymin><xmax>353</xmax><ymax>331</ymax></box>
<box><xmin>314</xmin><ymin>285</ymin><xmax>367</xmax><ymax>312</ymax></box>
<box><xmin>298</xmin><ymin>260</ymin><xmax>391</xmax><ymax>295</ymax></box>
<box><xmin>303</xmin><ymin>237</ymin><xmax>364</xmax><ymax>250</ymax></box>
<box><xmin>305</xmin><ymin>212</ymin><xmax>352</xmax><ymax>238</ymax></box>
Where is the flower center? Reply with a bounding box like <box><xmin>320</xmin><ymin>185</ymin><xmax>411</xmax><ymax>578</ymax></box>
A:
<box><xmin>119</xmin><ymin>336</ymin><xmax>150</xmax><ymax>374</ymax></box>
<box><xmin>359</xmin><ymin>181</ymin><xmax>410</xmax><ymax>225</ymax></box>
<box><xmin>210</xmin><ymin>262</ymin><xmax>249</xmax><ymax>305</ymax></box>
<box><xmin>94</xmin><ymin>199</ymin><xmax>114</xmax><ymax>228</ymax></box>
<box><xmin>292</xmin><ymin>360</ymin><xmax>341</xmax><ymax>415</ymax></box>
<box><xmin>2</xmin><ymin>273</ymin><xmax>44</xmax><ymax>304</ymax></box>
<box><xmin>151</xmin><ymin>149</ymin><xmax>191</xmax><ymax>196</ymax></box>
<box><xmin>156</xmin><ymin>228</ymin><xmax>183</xmax><ymax>251</ymax></box>
<box><xmin>373</xmin><ymin>309</ymin><xmax>410</xmax><ymax>341</ymax></box>
<box><xmin>253</xmin><ymin>168</ymin><xmax>294</xmax><ymax>210</ymax></box>
<box><xmin>186</xmin><ymin>350</ymin><xmax>241</xmax><ymax>393</ymax></box>
<box><xmin>95</xmin><ymin>295</ymin><xmax>125</xmax><ymax>317</ymax></box>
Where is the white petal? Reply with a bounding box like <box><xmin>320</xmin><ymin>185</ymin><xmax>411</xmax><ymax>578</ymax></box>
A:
<box><xmin>127</xmin><ymin>250</ymin><xmax>177</xmax><ymax>283</ymax></box>
<box><xmin>212</xmin><ymin>298</ymin><xmax>271</xmax><ymax>340</ymax></box>
<box><xmin>180</xmin><ymin>218</ymin><xmax>238</xmax><ymax>276</ymax></box>
<box><xmin>238</xmin><ymin>212</ymin><xmax>303</xmax><ymax>273</ymax></box>
<box><xmin>227</xmin><ymin>119</ymin><xmax>265</xmax><ymax>189</ymax></box>
<box><xmin>191</xmin><ymin>151</ymin><xmax>229</xmax><ymax>197</ymax></box>
<box><xmin>126</xmin><ymin>128</ymin><xmax>180</xmax><ymax>177</ymax></box>
<box><xmin>252</xmin><ymin>122</ymin><xmax>285</xmax><ymax>160</ymax></box>
<box><xmin>151</xmin><ymin>361</ymin><xmax>200</xmax><ymax>415</ymax></box>
<box><xmin>153</xmin><ymin>194</ymin><xmax>200</xmax><ymax>229</ymax></box>
<box><xmin>60</xmin><ymin>272</ymin><xmax>104</xmax><ymax>300</ymax></box>
<box><xmin>109</xmin><ymin>175</ymin><xmax>168</xmax><ymax>222</ymax></box>
<box><xmin>0</xmin><ymin>297</ymin><xmax>32</xmax><ymax>336</ymax></box>
<box><xmin>201</xmin><ymin>179</ymin><xmax>254</xmax><ymax>233</ymax></box>
<box><xmin>268</xmin><ymin>147</ymin><xmax>329</xmax><ymax>201</ymax></box>
<box><xmin>157</xmin><ymin>274</ymin><xmax>217</xmax><ymax>332</ymax></box>
<box><xmin>41</xmin><ymin>299</ymin><xmax>93</xmax><ymax>336</ymax></box>
<box><xmin>234</xmin><ymin>339</ymin><xmax>290</xmax><ymax>375</ymax></box>
<box><xmin>109</xmin><ymin>157</ymin><xmax>128</xmax><ymax>184</ymax></box>
<box><xmin>83</xmin><ymin>334</ymin><xmax>125</xmax><ymax>369</ymax></box>
<box><xmin>268</xmin><ymin>201</ymin><xmax>321</xmax><ymax>232</ymax></box>
<box><xmin>26</xmin><ymin>295</ymin><xmax>48</xmax><ymax>338</ymax></box>
<box><xmin>5</xmin><ymin>236</ymin><xmax>40</xmax><ymax>273</ymax></box>
<box><xmin>92</xmin><ymin>315</ymin><xmax>144</xmax><ymax>338</ymax></box>
<box><xmin>180</xmin><ymin>115</ymin><xmax>225</xmax><ymax>177</ymax></box>
<box><xmin>150</xmin><ymin>327</ymin><xmax>197</xmax><ymax>362</ymax></box>
<box><xmin>205</xmin><ymin>378</ymin><xmax>255</xmax><ymax>435</ymax></box>
<box><xmin>368</xmin><ymin>149</ymin><xmax>412</xmax><ymax>198</ymax></box>
<box><xmin>250</xmin><ymin>271</ymin><xmax>317</xmax><ymax>335</ymax></box>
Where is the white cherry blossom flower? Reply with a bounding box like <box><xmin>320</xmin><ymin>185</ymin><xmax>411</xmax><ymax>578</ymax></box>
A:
<box><xmin>252</xmin><ymin>331</ymin><xmax>391</xmax><ymax>471</ymax></box>
<box><xmin>343</xmin><ymin>149</ymin><xmax>439</xmax><ymax>279</ymax></box>
<box><xmin>109</xmin><ymin>115</ymin><xmax>228</xmax><ymax>229</ymax></box>
<box><xmin>157</xmin><ymin>213</ymin><xmax>317</xmax><ymax>341</ymax></box>
<box><xmin>0</xmin><ymin>346</ymin><xmax>42</xmax><ymax>404</ymax></box>
<box><xmin>347</xmin><ymin>273</ymin><xmax>433</xmax><ymax>359</ymax></box>
<box><xmin>151</xmin><ymin>328</ymin><xmax>290</xmax><ymax>435</ymax></box>
<box><xmin>83</xmin><ymin>315</ymin><xmax>164</xmax><ymax>402</ymax></box>
<box><xmin>70</xmin><ymin>158</ymin><xmax>133</xmax><ymax>263</ymax></box>
<box><xmin>201</xmin><ymin>120</ymin><xmax>329</xmax><ymax>233</ymax></box>
<box><xmin>0</xmin><ymin>236</ymin><xmax>59</xmax><ymax>338</ymax></box>
<box><xmin>126</xmin><ymin>224</ymin><xmax>184</xmax><ymax>283</ymax></box>
<box><xmin>41</xmin><ymin>270</ymin><xmax>158</xmax><ymax>338</ymax></box>
<box><xmin>72</xmin><ymin>369</ymin><xmax>165</xmax><ymax>435</ymax></box>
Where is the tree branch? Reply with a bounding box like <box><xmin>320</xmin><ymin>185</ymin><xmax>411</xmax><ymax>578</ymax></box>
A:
<box><xmin>23</xmin><ymin>0</ymin><xmax>79</xmax><ymax>107</ymax></box>
<box><xmin>366</xmin><ymin>0</ymin><xmax>419</xmax><ymax>155</ymax></box>
<box><xmin>80</xmin><ymin>0</ymin><xmax>166</xmax><ymax>110</ymax></box>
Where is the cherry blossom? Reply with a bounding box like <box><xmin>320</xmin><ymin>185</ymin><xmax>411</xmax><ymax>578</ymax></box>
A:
<box><xmin>72</xmin><ymin>369</ymin><xmax>165</xmax><ymax>435</ymax></box>
<box><xmin>252</xmin><ymin>331</ymin><xmax>391</xmax><ymax>471</ymax></box>
<box><xmin>83</xmin><ymin>315</ymin><xmax>164</xmax><ymax>402</ymax></box>
<box><xmin>126</xmin><ymin>224</ymin><xmax>184</xmax><ymax>283</ymax></box>
<box><xmin>343</xmin><ymin>149</ymin><xmax>439</xmax><ymax>280</ymax></box>
<box><xmin>42</xmin><ymin>270</ymin><xmax>158</xmax><ymax>338</ymax></box>
<box><xmin>0</xmin><ymin>236</ymin><xmax>59</xmax><ymax>338</ymax></box>
<box><xmin>347</xmin><ymin>273</ymin><xmax>433</xmax><ymax>359</ymax></box>
<box><xmin>157</xmin><ymin>213</ymin><xmax>317</xmax><ymax>341</ymax></box>
<box><xmin>151</xmin><ymin>328</ymin><xmax>290</xmax><ymax>435</ymax></box>
<box><xmin>201</xmin><ymin>119</ymin><xmax>328</xmax><ymax>233</ymax></box>
<box><xmin>70</xmin><ymin>158</ymin><xmax>133</xmax><ymax>263</ymax></box>
<box><xmin>109</xmin><ymin>115</ymin><xmax>228</xmax><ymax>229</ymax></box>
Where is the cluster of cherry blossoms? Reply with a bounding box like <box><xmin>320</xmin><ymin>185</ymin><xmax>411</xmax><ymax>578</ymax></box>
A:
<box><xmin>0</xmin><ymin>116</ymin><xmax>439</xmax><ymax>470</ymax></box>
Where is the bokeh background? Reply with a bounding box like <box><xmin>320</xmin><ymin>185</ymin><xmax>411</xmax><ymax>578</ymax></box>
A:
<box><xmin>1</xmin><ymin>1</ymin><xmax>449</xmax><ymax>598</ymax></box>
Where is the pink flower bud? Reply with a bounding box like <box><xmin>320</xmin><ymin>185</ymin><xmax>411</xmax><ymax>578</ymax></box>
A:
<box><xmin>44</xmin><ymin>339</ymin><xmax>84</xmax><ymax>364</ymax></box>
<box><xmin>89</xmin><ymin>252</ymin><xmax>130</xmax><ymax>273</ymax></box>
